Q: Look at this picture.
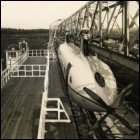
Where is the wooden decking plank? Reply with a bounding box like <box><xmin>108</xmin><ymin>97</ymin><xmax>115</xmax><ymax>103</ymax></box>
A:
<box><xmin>1</xmin><ymin>78</ymin><xmax>25</xmax><ymax>118</ymax></box>
<box><xmin>1</xmin><ymin>79</ymin><xmax>28</xmax><ymax>138</ymax></box>
<box><xmin>15</xmin><ymin>78</ymin><xmax>34</xmax><ymax>139</ymax></box>
<box><xmin>16</xmin><ymin>78</ymin><xmax>44</xmax><ymax>138</ymax></box>
<box><xmin>2</xmin><ymin>78</ymin><xmax>33</xmax><ymax>139</ymax></box>
<box><xmin>1</xmin><ymin>57</ymin><xmax>46</xmax><ymax>139</ymax></box>
<box><xmin>1</xmin><ymin>57</ymin><xmax>78</xmax><ymax>139</ymax></box>
<box><xmin>10</xmin><ymin>107</ymin><xmax>25</xmax><ymax>139</ymax></box>
<box><xmin>46</xmin><ymin>62</ymin><xmax>78</xmax><ymax>139</ymax></box>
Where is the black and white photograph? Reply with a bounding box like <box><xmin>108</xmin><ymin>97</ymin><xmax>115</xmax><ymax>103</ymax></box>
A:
<box><xmin>1</xmin><ymin>1</ymin><xmax>139</xmax><ymax>139</ymax></box>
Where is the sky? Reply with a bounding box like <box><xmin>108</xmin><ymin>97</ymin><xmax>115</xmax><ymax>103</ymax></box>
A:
<box><xmin>1</xmin><ymin>1</ymin><xmax>88</xmax><ymax>29</ymax></box>
<box><xmin>1</xmin><ymin>1</ymin><xmax>139</xmax><ymax>29</ymax></box>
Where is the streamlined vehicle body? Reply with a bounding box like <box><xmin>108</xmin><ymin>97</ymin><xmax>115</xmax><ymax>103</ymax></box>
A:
<box><xmin>58</xmin><ymin>42</ymin><xmax>117</xmax><ymax>112</ymax></box>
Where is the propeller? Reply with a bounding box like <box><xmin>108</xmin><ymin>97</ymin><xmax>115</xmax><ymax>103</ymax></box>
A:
<box><xmin>112</xmin><ymin>83</ymin><xmax>134</xmax><ymax>108</ymax></box>
<box><xmin>112</xmin><ymin>112</ymin><xmax>138</xmax><ymax>133</ymax></box>
<box><xmin>83</xmin><ymin>85</ymin><xmax>137</xmax><ymax>133</ymax></box>
<box><xmin>83</xmin><ymin>87</ymin><xmax>113</xmax><ymax>112</ymax></box>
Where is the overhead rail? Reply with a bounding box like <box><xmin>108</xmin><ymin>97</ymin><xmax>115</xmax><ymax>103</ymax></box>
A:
<box><xmin>55</xmin><ymin>1</ymin><xmax>139</xmax><ymax>73</ymax></box>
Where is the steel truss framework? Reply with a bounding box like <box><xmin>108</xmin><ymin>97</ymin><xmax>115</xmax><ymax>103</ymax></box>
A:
<box><xmin>53</xmin><ymin>1</ymin><xmax>139</xmax><ymax>73</ymax></box>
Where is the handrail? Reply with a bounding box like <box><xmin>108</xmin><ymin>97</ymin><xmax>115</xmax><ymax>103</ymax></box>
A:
<box><xmin>11</xmin><ymin>64</ymin><xmax>46</xmax><ymax>77</ymax></box>
<box><xmin>1</xmin><ymin>52</ymin><xmax>28</xmax><ymax>89</ymax></box>
<box><xmin>37</xmin><ymin>50</ymin><xmax>70</xmax><ymax>139</ymax></box>
<box><xmin>1</xmin><ymin>50</ymin><xmax>56</xmax><ymax>89</ymax></box>
<box><xmin>37</xmin><ymin>50</ymin><xmax>50</xmax><ymax>139</ymax></box>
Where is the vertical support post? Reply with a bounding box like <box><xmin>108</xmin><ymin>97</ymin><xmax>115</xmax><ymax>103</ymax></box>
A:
<box><xmin>16</xmin><ymin>51</ymin><xmax>18</xmax><ymax>60</ymax></box>
<box><xmin>18</xmin><ymin>65</ymin><xmax>19</xmax><ymax>77</ymax></box>
<box><xmin>107</xmin><ymin>2</ymin><xmax>109</xmax><ymax>37</ymax></box>
<box><xmin>6</xmin><ymin>51</ymin><xmax>9</xmax><ymax>68</ymax></box>
<box><xmin>99</xmin><ymin>1</ymin><xmax>102</xmax><ymax>48</ymax></box>
<box><xmin>122</xmin><ymin>1</ymin><xmax>129</xmax><ymax>56</ymax></box>
<box><xmin>31</xmin><ymin>65</ymin><xmax>33</xmax><ymax>77</ymax></box>
<box><xmin>8</xmin><ymin>69</ymin><xmax>10</xmax><ymax>80</ymax></box>
<box><xmin>39</xmin><ymin>65</ymin><xmax>40</xmax><ymax>77</ymax></box>
<box><xmin>9</xmin><ymin>57</ymin><xmax>12</xmax><ymax>69</ymax></box>
<box><xmin>25</xmin><ymin>42</ymin><xmax>27</xmax><ymax>50</ymax></box>
<box><xmin>86</xmin><ymin>3</ymin><xmax>89</xmax><ymax>28</ymax></box>
<box><xmin>27</xmin><ymin>49</ymin><xmax>29</xmax><ymax>57</ymax></box>
<box><xmin>106</xmin><ymin>2</ymin><xmax>117</xmax><ymax>37</ymax></box>
<box><xmin>53</xmin><ymin>53</ymin><xmax>54</xmax><ymax>62</ymax></box>
<box><xmin>58</xmin><ymin>100</ymin><xmax>60</xmax><ymax>121</ymax></box>
<box><xmin>1</xmin><ymin>59</ymin><xmax>3</xmax><ymax>72</ymax></box>
<box><xmin>5</xmin><ymin>71</ymin><xmax>8</xmax><ymax>83</ymax></box>
<box><xmin>25</xmin><ymin>65</ymin><xmax>26</xmax><ymax>77</ymax></box>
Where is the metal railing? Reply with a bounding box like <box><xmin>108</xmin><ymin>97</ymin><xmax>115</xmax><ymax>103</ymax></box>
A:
<box><xmin>45</xmin><ymin>98</ymin><xmax>71</xmax><ymax>123</ymax></box>
<box><xmin>37</xmin><ymin>51</ymin><xmax>70</xmax><ymax>139</ymax></box>
<box><xmin>1</xmin><ymin>52</ymin><xmax>28</xmax><ymax>89</ymax></box>
<box><xmin>28</xmin><ymin>49</ymin><xmax>48</xmax><ymax>57</ymax></box>
<box><xmin>1</xmin><ymin>67</ymin><xmax>12</xmax><ymax>89</ymax></box>
<box><xmin>49</xmin><ymin>52</ymin><xmax>57</xmax><ymax>62</ymax></box>
<box><xmin>11</xmin><ymin>65</ymin><xmax>46</xmax><ymax>77</ymax></box>
<box><xmin>27</xmin><ymin>49</ymin><xmax>57</xmax><ymax>62</ymax></box>
<box><xmin>37</xmin><ymin>51</ymin><xmax>50</xmax><ymax>139</ymax></box>
<box><xmin>1</xmin><ymin>50</ymin><xmax>57</xmax><ymax>89</ymax></box>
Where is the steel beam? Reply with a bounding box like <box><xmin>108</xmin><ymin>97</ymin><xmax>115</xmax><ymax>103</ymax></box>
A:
<box><xmin>122</xmin><ymin>1</ymin><xmax>129</xmax><ymax>56</ymax></box>
<box><xmin>99</xmin><ymin>1</ymin><xmax>102</xmax><ymax>47</ymax></box>
<box><xmin>107</xmin><ymin>2</ymin><xmax>109</xmax><ymax>36</ymax></box>
<box><xmin>90</xmin><ymin>2</ymin><xmax>99</xmax><ymax>43</ymax></box>
<box><xmin>106</xmin><ymin>2</ymin><xmax>117</xmax><ymax>37</ymax></box>
<box><xmin>89</xmin><ymin>45</ymin><xmax>139</xmax><ymax>73</ymax></box>
<box><xmin>55</xmin><ymin>1</ymin><xmax>139</xmax><ymax>66</ymax></box>
<box><xmin>90</xmin><ymin>2</ymin><xmax>99</xmax><ymax>32</ymax></box>
<box><xmin>129</xmin><ymin>9</ymin><xmax>139</xmax><ymax>29</ymax></box>
<box><xmin>109</xmin><ymin>6</ymin><xmax>122</xmax><ymax>35</ymax></box>
<box><xmin>56</xmin><ymin>36</ymin><xmax>139</xmax><ymax>74</ymax></box>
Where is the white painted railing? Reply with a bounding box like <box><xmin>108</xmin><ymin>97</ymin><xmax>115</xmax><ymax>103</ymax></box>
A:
<box><xmin>49</xmin><ymin>52</ymin><xmax>57</xmax><ymax>62</ymax></box>
<box><xmin>17</xmin><ymin>52</ymin><xmax>28</xmax><ymax>65</ymax></box>
<box><xmin>11</xmin><ymin>65</ymin><xmax>46</xmax><ymax>77</ymax></box>
<box><xmin>1</xmin><ymin>52</ymin><xmax>28</xmax><ymax>89</ymax></box>
<box><xmin>37</xmin><ymin>50</ymin><xmax>70</xmax><ymax>139</ymax></box>
<box><xmin>44</xmin><ymin>51</ymin><xmax>50</xmax><ymax>92</ymax></box>
<box><xmin>27</xmin><ymin>49</ymin><xmax>57</xmax><ymax>62</ymax></box>
<box><xmin>1</xmin><ymin>67</ymin><xmax>12</xmax><ymax>89</ymax></box>
<box><xmin>37</xmin><ymin>51</ymin><xmax>50</xmax><ymax>139</ymax></box>
<box><xmin>28</xmin><ymin>49</ymin><xmax>48</xmax><ymax>57</ymax></box>
<box><xmin>1</xmin><ymin>50</ymin><xmax>57</xmax><ymax>89</ymax></box>
<box><xmin>6</xmin><ymin>51</ymin><xmax>28</xmax><ymax>68</ymax></box>
<box><xmin>45</xmin><ymin>98</ymin><xmax>71</xmax><ymax>123</ymax></box>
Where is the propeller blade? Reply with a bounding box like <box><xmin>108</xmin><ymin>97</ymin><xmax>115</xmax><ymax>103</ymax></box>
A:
<box><xmin>113</xmin><ymin>83</ymin><xmax>133</xmax><ymax>108</ymax></box>
<box><xmin>113</xmin><ymin>112</ymin><xmax>138</xmax><ymax>133</ymax></box>
<box><xmin>83</xmin><ymin>87</ymin><xmax>113</xmax><ymax>112</ymax></box>
<box><xmin>83</xmin><ymin>87</ymin><xmax>138</xmax><ymax>133</ymax></box>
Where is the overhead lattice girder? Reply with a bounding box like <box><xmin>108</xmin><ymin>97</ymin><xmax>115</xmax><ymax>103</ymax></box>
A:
<box><xmin>56</xmin><ymin>1</ymin><xmax>139</xmax><ymax>59</ymax></box>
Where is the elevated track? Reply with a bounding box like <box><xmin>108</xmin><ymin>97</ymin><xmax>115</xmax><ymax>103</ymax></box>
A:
<box><xmin>1</xmin><ymin>1</ymin><xmax>139</xmax><ymax>139</ymax></box>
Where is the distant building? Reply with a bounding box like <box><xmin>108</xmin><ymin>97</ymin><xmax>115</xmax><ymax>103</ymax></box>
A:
<box><xmin>5</xmin><ymin>40</ymin><xmax>29</xmax><ymax>68</ymax></box>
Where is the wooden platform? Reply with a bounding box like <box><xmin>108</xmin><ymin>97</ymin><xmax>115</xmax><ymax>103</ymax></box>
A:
<box><xmin>1</xmin><ymin>57</ymin><xmax>78</xmax><ymax>139</ymax></box>
<box><xmin>45</xmin><ymin>62</ymin><xmax>78</xmax><ymax>139</ymax></box>
<box><xmin>1</xmin><ymin>57</ymin><xmax>46</xmax><ymax>139</ymax></box>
